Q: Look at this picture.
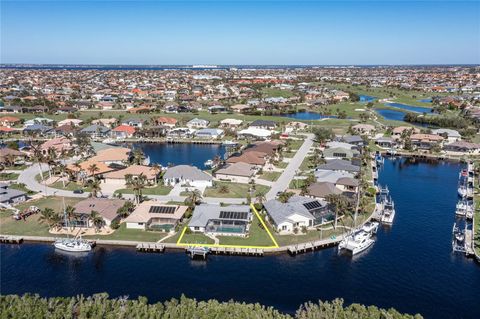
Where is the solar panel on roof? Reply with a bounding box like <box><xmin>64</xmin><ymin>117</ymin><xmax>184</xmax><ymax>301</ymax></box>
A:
<box><xmin>219</xmin><ymin>211</ymin><xmax>248</xmax><ymax>220</ymax></box>
<box><xmin>149</xmin><ymin>206</ymin><xmax>176</xmax><ymax>214</ymax></box>
<box><xmin>303</xmin><ymin>201</ymin><xmax>322</xmax><ymax>210</ymax></box>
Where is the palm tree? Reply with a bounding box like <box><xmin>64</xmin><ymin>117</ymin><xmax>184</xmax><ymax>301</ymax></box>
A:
<box><xmin>151</xmin><ymin>163</ymin><xmax>162</xmax><ymax>185</ymax></box>
<box><xmin>117</xmin><ymin>201</ymin><xmax>135</xmax><ymax>219</ymax></box>
<box><xmin>184</xmin><ymin>189</ymin><xmax>203</xmax><ymax>207</ymax></box>
<box><xmin>218</xmin><ymin>184</ymin><xmax>230</xmax><ymax>194</ymax></box>
<box><xmin>132</xmin><ymin>148</ymin><xmax>145</xmax><ymax>165</ymax></box>
<box><xmin>88</xmin><ymin>163</ymin><xmax>99</xmax><ymax>179</ymax></box>
<box><xmin>38</xmin><ymin>208</ymin><xmax>62</xmax><ymax>230</ymax></box>
<box><xmin>326</xmin><ymin>194</ymin><xmax>350</xmax><ymax>229</ymax></box>
<box><xmin>89</xmin><ymin>179</ymin><xmax>102</xmax><ymax>198</ymax></box>
<box><xmin>125</xmin><ymin>173</ymin><xmax>146</xmax><ymax>204</ymax></box>
<box><xmin>56</xmin><ymin>163</ymin><xmax>68</xmax><ymax>188</ymax></box>
<box><xmin>65</xmin><ymin>205</ymin><xmax>76</xmax><ymax>230</ymax></box>
<box><xmin>278</xmin><ymin>191</ymin><xmax>294</xmax><ymax>203</ymax></box>
<box><xmin>255</xmin><ymin>190</ymin><xmax>266</xmax><ymax>206</ymax></box>
<box><xmin>89</xmin><ymin>210</ymin><xmax>104</xmax><ymax>232</ymax></box>
<box><xmin>31</xmin><ymin>147</ymin><xmax>45</xmax><ymax>181</ymax></box>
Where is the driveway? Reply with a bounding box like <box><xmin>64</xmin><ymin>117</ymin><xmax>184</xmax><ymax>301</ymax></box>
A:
<box><xmin>18</xmin><ymin>163</ymin><xmax>89</xmax><ymax>198</ymax></box>
<box><xmin>265</xmin><ymin>133</ymin><xmax>315</xmax><ymax>200</ymax></box>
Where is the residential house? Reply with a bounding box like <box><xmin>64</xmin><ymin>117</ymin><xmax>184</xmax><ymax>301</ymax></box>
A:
<box><xmin>444</xmin><ymin>141</ymin><xmax>480</xmax><ymax>155</ymax></box>
<box><xmin>323</xmin><ymin>147</ymin><xmax>360</xmax><ymax>160</ymax></box>
<box><xmin>351</xmin><ymin>124</ymin><xmax>376</xmax><ymax>136</ymax></box>
<box><xmin>249</xmin><ymin>120</ymin><xmax>277</xmax><ymax>130</ymax></box>
<box><xmin>264</xmin><ymin>196</ymin><xmax>331</xmax><ymax>234</ymax></box>
<box><xmin>307</xmin><ymin>182</ymin><xmax>342</xmax><ymax>200</ymax></box>
<box><xmin>40</xmin><ymin>137</ymin><xmax>74</xmax><ymax>155</ymax></box>
<box><xmin>111</xmin><ymin>125</ymin><xmax>136</xmax><ymax>139</ymax></box>
<box><xmin>220</xmin><ymin>118</ymin><xmax>243</xmax><ymax>129</ymax></box>
<box><xmin>315</xmin><ymin>159</ymin><xmax>361</xmax><ymax>174</ymax></box>
<box><xmin>58</xmin><ymin>119</ymin><xmax>83</xmax><ymax>127</ymax></box>
<box><xmin>163</xmin><ymin>165</ymin><xmax>213</xmax><ymax>187</ymax></box>
<box><xmin>125</xmin><ymin>200</ymin><xmax>188</xmax><ymax>231</ymax></box>
<box><xmin>0</xmin><ymin>116</ymin><xmax>21</xmax><ymax>127</ymax></box>
<box><xmin>188</xmin><ymin>204</ymin><xmax>252</xmax><ymax>237</ymax></box>
<box><xmin>237</xmin><ymin>127</ymin><xmax>272</xmax><ymax>140</ymax></box>
<box><xmin>73</xmin><ymin>198</ymin><xmax>126</xmax><ymax>228</ymax></box>
<box><xmin>89</xmin><ymin>147</ymin><xmax>131</xmax><ymax>165</ymax></box>
<box><xmin>155</xmin><ymin>116</ymin><xmax>178</xmax><ymax>128</ymax></box>
<box><xmin>195</xmin><ymin>128</ymin><xmax>224</xmax><ymax>139</ymax></box>
<box><xmin>186</xmin><ymin>118</ymin><xmax>209</xmax><ymax>129</ymax></box>
<box><xmin>80</xmin><ymin>124</ymin><xmax>111</xmax><ymax>139</ymax></box>
<box><xmin>214</xmin><ymin>162</ymin><xmax>256</xmax><ymax>183</ymax></box>
<box><xmin>92</xmin><ymin>118</ymin><xmax>117</xmax><ymax>128</ymax></box>
<box><xmin>104</xmin><ymin>165</ymin><xmax>158</xmax><ymax>186</ymax></box>
<box><xmin>0</xmin><ymin>183</ymin><xmax>27</xmax><ymax>204</ymax></box>
<box><xmin>410</xmin><ymin>134</ymin><xmax>444</xmax><ymax>150</ymax></box>
<box><xmin>431</xmin><ymin>129</ymin><xmax>462</xmax><ymax>143</ymax></box>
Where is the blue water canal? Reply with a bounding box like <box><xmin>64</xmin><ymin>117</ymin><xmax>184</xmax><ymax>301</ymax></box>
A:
<box><xmin>1</xmin><ymin>158</ymin><xmax>479</xmax><ymax>318</ymax></box>
<box><xmin>132</xmin><ymin>142</ymin><xmax>227</xmax><ymax>169</ymax></box>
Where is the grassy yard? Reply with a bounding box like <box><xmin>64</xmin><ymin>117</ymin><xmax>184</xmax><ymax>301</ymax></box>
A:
<box><xmin>0</xmin><ymin>172</ymin><xmax>19</xmax><ymax>181</ymax></box>
<box><xmin>115</xmin><ymin>184</ymin><xmax>173</xmax><ymax>196</ymax></box>
<box><xmin>0</xmin><ymin>211</ymin><xmax>51</xmax><ymax>236</ymax></box>
<box><xmin>178</xmin><ymin>231</ymin><xmax>215</xmax><ymax>245</ymax></box>
<box><xmin>49</xmin><ymin>181</ymin><xmax>91</xmax><ymax>192</ymax></box>
<box><xmin>261</xmin><ymin>88</ymin><xmax>295</xmax><ymax>98</ymax></box>
<box><xmin>15</xmin><ymin>196</ymin><xmax>83</xmax><ymax>213</ymax></box>
<box><xmin>204</xmin><ymin>181</ymin><xmax>270</xmax><ymax>198</ymax></box>
<box><xmin>259</xmin><ymin>171</ymin><xmax>281</xmax><ymax>182</ymax></box>
<box><xmin>289</xmin><ymin>178</ymin><xmax>309</xmax><ymax>190</ymax></box>
<box><xmin>217</xmin><ymin>214</ymin><xmax>276</xmax><ymax>246</ymax></box>
<box><xmin>83</xmin><ymin>223</ymin><xmax>167</xmax><ymax>242</ymax></box>
<box><xmin>275</xmin><ymin>161</ymin><xmax>288</xmax><ymax>169</ymax></box>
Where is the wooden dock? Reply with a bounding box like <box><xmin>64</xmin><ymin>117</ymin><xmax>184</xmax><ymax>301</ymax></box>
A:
<box><xmin>287</xmin><ymin>236</ymin><xmax>342</xmax><ymax>255</ymax></box>
<box><xmin>186</xmin><ymin>246</ymin><xmax>210</xmax><ymax>259</ymax></box>
<box><xmin>210</xmin><ymin>247</ymin><xmax>264</xmax><ymax>257</ymax></box>
<box><xmin>136</xmin><ymin>243</ymin><xmax>165</xmax><ymax>253</ymax></box>
<box><xmin>465</xmin><ymin>229</ymin><xmax>474</xmax><ymax>256</ymax></box>
<box><xmin>0</xmin><ymin>235</ymin><xmax>23</xmax><ymax>244</ymax></box>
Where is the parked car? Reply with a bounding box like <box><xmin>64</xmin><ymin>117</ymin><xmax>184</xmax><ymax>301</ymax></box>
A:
<box><xmin>73</xmin><ymin>189</ymin><xmax>84</xmax><ymax>194</ymax></box>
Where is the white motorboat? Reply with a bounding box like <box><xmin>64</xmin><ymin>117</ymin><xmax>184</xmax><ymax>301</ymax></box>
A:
<box><xmin>54</xmin><ymin>238</ymin><xmax>92</xmax><ymax>252</ymax></box>
<box><xmin>362</xmin><ymin>221</ymin><xmax>379</xmax><ymax>234</ymax></box>
<box><xmin>204</xmin><ymin>159</ymin><xmax>214</xmax><ymax>168</ymax></box>
<box><xmin>381</xmin><ymin>197</ymin><xmax>396</xmax><ymax>224</ymax></box>
<box><xmin>455</xmin><ymin>200</ymin><xmax>474</xmax><ymax>219</ymax></box>
<box><xmin>339</xmin><ymin>230</ymin><xmax>375</xmax><ymax>255</ymax></box>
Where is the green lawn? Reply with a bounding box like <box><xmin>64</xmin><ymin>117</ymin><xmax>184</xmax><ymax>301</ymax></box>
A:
<box><xmin>0</xmin><ymin>211</ymin><xmax>51</xmax><ymax>236</ymax></box>
<box><xmin>48</xmin><ymin>181</ymin><xmax>91</xmax><ymax>192</ymax></box>
<box><xmin>261</xmin><ymin>88</ymin><xmax>295</xmax><ymax>98</ymax></box>
<box><xmin>115</xmin><ymin>184</ymin><xmax>173</xmax><ymax>196</ymax></box>
<box><xmin>15</xmin><ymin>196</ymin><xmax>83</xmax><ymax>213</ymax></box>
<box><xmin>178</xmin><ymin>231</ymin><xmax>215</xmax><ymax>245</ymax></box>
<box><xmin>0</xmin><ymin>172</ymin><xmax>19</xmax><ymax>181</ymax></box>
<box><xmin>217</xmin><ymin>214</ymin><xmax>276</xmax><ymax>246</ymax></box>
<box><xmin>289</xmin><ymin>178</ymin><xmax>309</xmax><ymax>190</ymax></box>
<box><xmin>274</xmin><ymin>227</ymin><xmax>345</xmax><ymax>246</ymax></box>
<box><xmin>259</xmin><ymin>171</ymin><xmax>281</xmax><ymax>182</ymax></box>
<box><xmin>83</xmin><ymin>223</ymin><xmax>167</xmax><ymax>242</ymax></box>
<box><xmin>275</xmin><ymin>161</ymin><xmax>288</xmax><ymax>169</ymax></box>
<box><xmin>204</xmin><ymin>181</ymin><xmax>270</xmax><ymax>198</ymax></box>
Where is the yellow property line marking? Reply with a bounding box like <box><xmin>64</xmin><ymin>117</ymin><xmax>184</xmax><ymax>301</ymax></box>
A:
<box><xmin>176</xmin><ymin>203</ymin><xmax>279</xmax><ymax>249</ymax></box>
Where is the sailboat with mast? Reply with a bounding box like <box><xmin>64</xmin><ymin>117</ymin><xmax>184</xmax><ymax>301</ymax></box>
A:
<box><xmin>53</xmin><ymin>198</ymin><xmax>92</xmax><ymax>253</ymax></box>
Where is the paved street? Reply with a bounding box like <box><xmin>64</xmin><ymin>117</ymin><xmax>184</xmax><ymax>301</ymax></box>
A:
<box><xmin>265</xmin><ymin>133</ymin><xmax>315</xmax><ymax>200</ymax></box>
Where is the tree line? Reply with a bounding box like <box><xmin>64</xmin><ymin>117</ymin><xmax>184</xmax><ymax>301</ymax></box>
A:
<box><xmin>0</xmin><ymin>294</ymin><xmax>423</xmax><ymax>319</ymax></box>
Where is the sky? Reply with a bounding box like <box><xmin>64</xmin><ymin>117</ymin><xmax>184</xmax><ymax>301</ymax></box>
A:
<box><xmin>1</xmin><ymin>1</ymin><xmax>479</xmax><ymax>65</ymax></box>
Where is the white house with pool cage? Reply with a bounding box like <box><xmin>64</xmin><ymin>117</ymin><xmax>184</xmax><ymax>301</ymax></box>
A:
<box><xmin>188</xmin><ymin>204</ymin><xmax>252</xmax><ymax>237</ymax></box>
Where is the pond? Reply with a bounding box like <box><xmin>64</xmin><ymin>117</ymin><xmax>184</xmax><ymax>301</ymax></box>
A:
<box><xmin>359</xmin><ymin>95</ymin><xmax>377</xmax><ymax>103</ymax></box>
<box><xmin>376</xmin><ymin>109</ymin><xmax>407</xmax><ymax>122</ymax></box>
<box><xmin>132</xmin><ymin>142</ymin><xmax>227</xmax><ymax>169</ymax></box>
<box><xmin>278</xmin><ymin>111</ymin><xmax>337</xmax><ymax>120</ymax></box>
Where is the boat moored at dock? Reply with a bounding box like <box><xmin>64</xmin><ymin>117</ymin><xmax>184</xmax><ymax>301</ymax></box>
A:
<box><xmin>339</xmin><ymin>230</ymin><xmax>375</xmax><ymax>256</ymax></box>
<box><xmin>53</xmin><ymin>237</ymin><xmax>92</xmax><ymax>253</ymax></box>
